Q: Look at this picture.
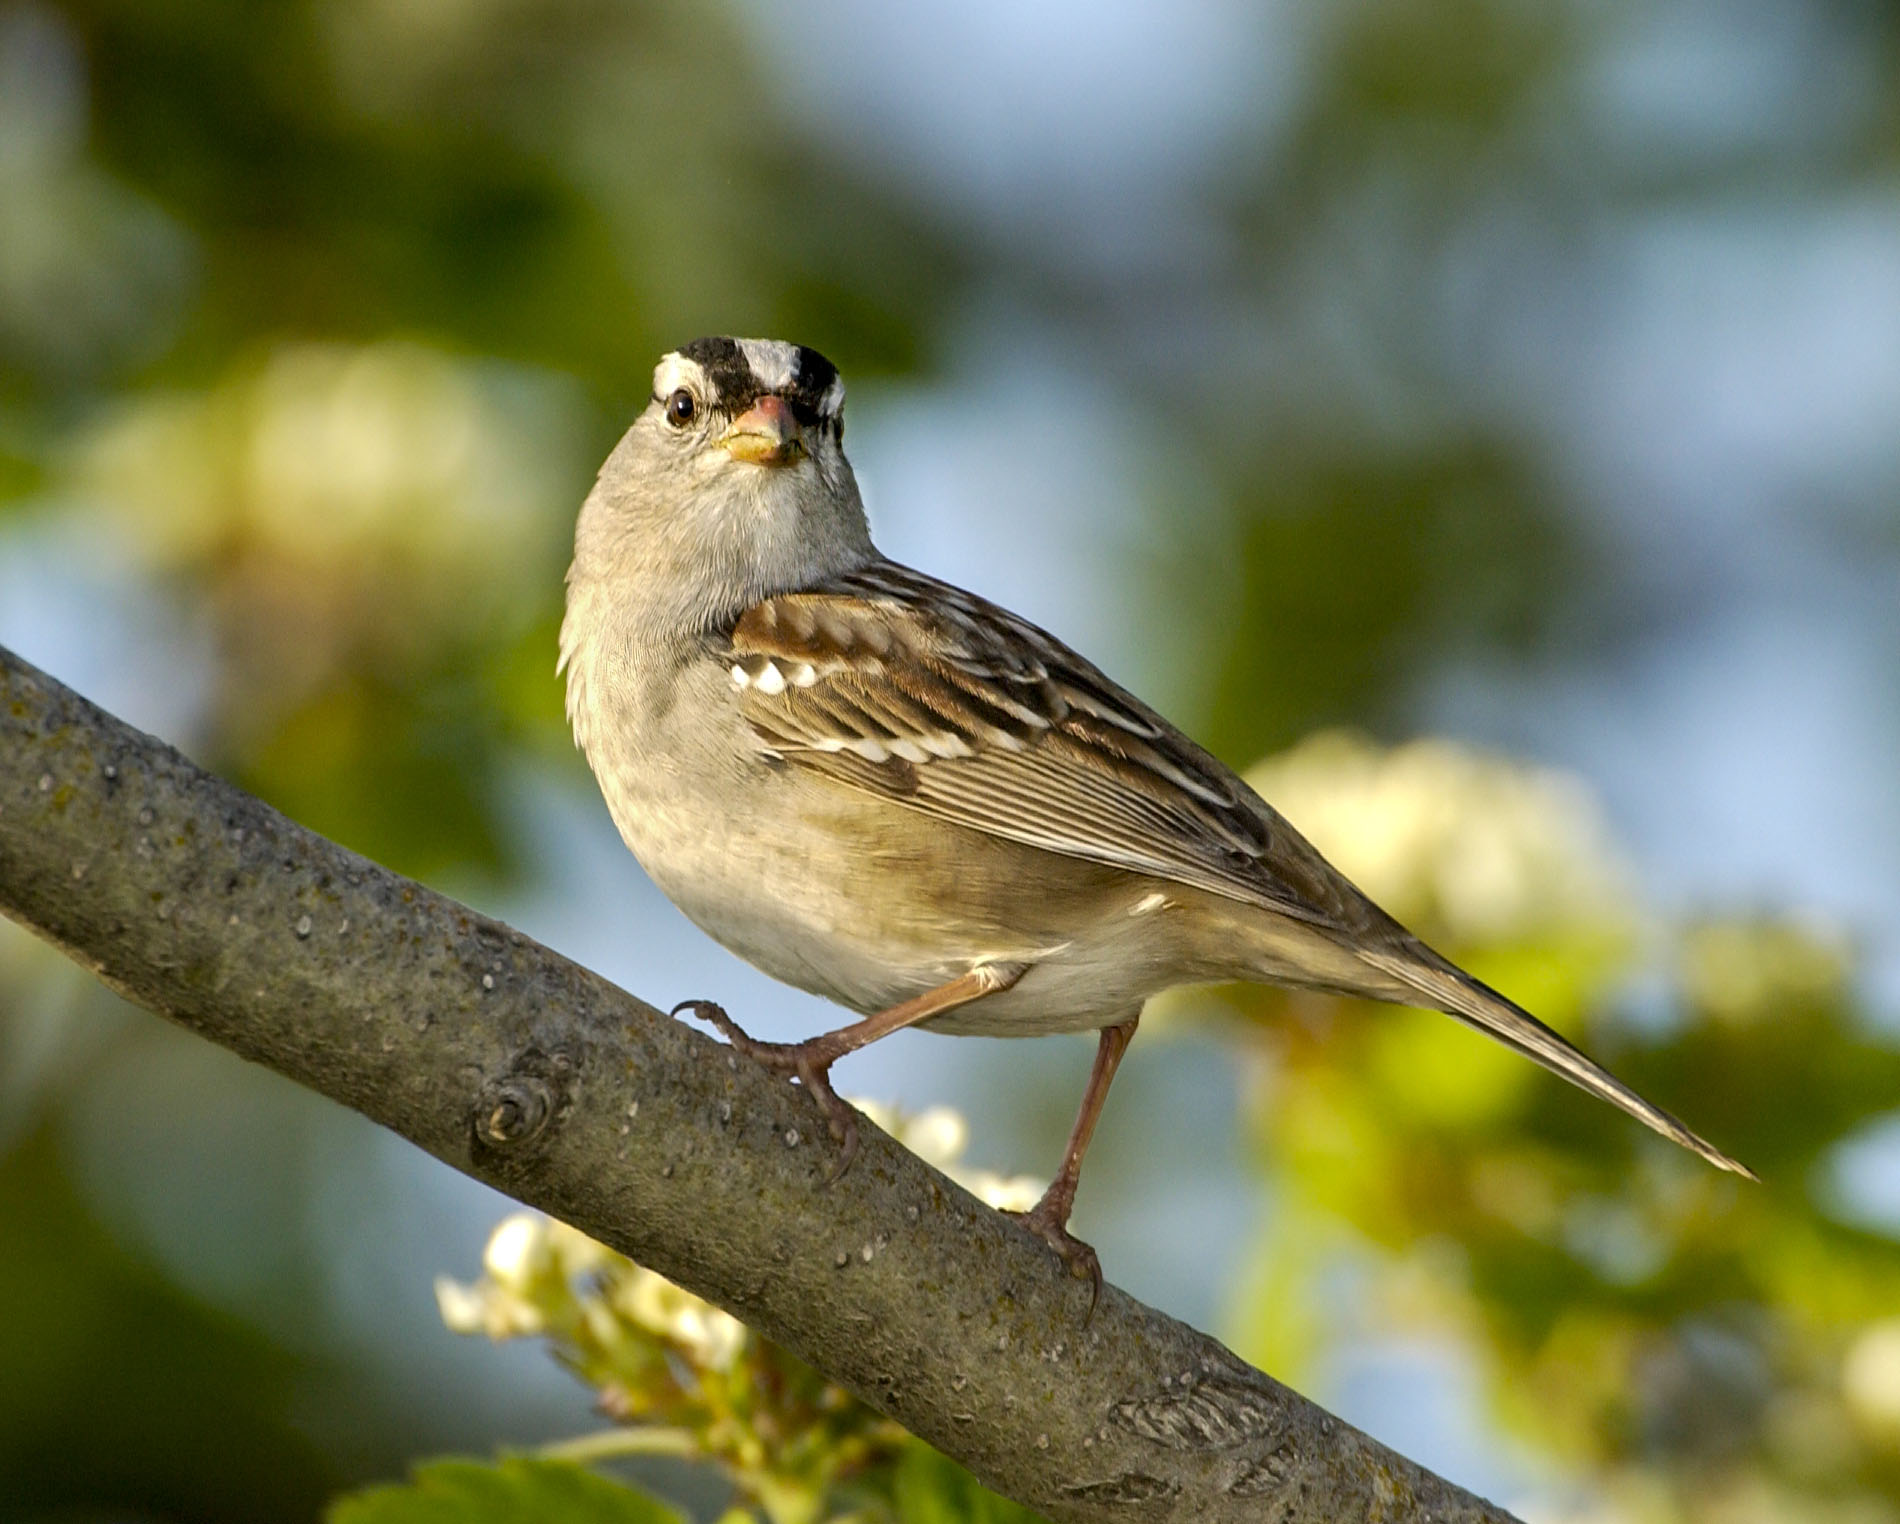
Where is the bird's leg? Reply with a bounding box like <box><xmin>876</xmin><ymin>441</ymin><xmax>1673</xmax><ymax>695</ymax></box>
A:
<box><xmin>673</xmin><ymin>961</ymin><xmax>1027</xmax><ymax>1180</ymax></box>
<box><xmin>1009</xmin><ymin>1014</ymin><xmax>1139</xmax><ymax>1314</ymax></box>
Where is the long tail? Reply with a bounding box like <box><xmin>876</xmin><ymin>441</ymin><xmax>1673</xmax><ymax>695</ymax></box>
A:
<box><xmin>1358</xmin><ymin>945</ymin><xmax>1756</xmax><ymax>1180</ymax></box>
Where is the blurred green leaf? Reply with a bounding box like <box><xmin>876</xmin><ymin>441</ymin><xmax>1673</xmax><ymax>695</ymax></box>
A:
<box><xmin>327</xmin><ymin>1457</ymin><xmax>685</xmax><ymax>1524</ymax></box>
<box><xmin>889</xmin><ymin>1445</ymin><xmax>1048</xmax><ymax>1524</ymax></box>
<box><xmin>0</xmin><ymin>1127</ymin><xmax>337</xmax><ymax>1523</ymax></box>
<box><xmin>1200</xmin><ymin>443</ymin><xmax>1584</xmax><ymax>761</ymax></box>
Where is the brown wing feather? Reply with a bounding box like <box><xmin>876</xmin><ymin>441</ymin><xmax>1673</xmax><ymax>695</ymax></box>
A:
<box><xmin>720</xmin><ymin>565</ymin><xmax>1755</xmax><ymax>1179</ymax></box>
<box><xmin>723</xmin><ymin>561</ymin><xmax>1371</xmax><ymax>932</ymax></box>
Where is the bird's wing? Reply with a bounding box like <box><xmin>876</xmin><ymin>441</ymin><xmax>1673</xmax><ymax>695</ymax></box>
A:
<box><xmin>721</xmin><ymin>560</ymin><xmax>1371</xmax><ymax>932</ymax></box>
<box><xmin>723</xmin><ymin>561</ymin><xmax>1755</xmax><ymax>1178</ymax></box>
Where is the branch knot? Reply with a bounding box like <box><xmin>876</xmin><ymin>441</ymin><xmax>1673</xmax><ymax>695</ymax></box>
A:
<box><xmin>473</xmin><ymin>1049</ymin><xmax>573</xmax><ymax>1150</ymax></box>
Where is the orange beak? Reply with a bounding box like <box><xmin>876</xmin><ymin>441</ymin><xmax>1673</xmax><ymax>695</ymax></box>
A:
<box><xmin>721</xmin><ymin>394</ymin><xmax>807</xmax><ymax>467</ymax></box>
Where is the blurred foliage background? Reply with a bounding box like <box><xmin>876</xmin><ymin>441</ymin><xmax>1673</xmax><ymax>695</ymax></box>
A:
<box><xmin>2</xmin><ymin>0</ymin><xmax>1899</xmax><ymax>1519</ymax></box>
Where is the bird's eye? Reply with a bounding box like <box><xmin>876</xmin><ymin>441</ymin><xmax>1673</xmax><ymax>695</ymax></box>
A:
<box><xmin>666</xmin><ymin>389</ymin><xmax>697</xmax><ymax>426</ymax></box>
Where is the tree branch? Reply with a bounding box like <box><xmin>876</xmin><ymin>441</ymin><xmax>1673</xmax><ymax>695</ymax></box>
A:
<box><xmin>0</xmin><ymin>643</ymin><xmax>1519</xmax><ymax>1523</ymax></box>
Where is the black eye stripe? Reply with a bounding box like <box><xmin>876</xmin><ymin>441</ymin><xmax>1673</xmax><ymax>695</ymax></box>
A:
<box><xmin>655</xmin><ymin>341</ymin><xmax>847</xmax><ymax>445</ymax></box>
<box><xmin>653</xmin><ymin>392</ymin><xmax>842</xmax><ymax>441</ymax></box>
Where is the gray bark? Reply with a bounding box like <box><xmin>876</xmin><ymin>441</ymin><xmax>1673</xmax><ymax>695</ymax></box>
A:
<box><xmin>0</xmin><ymin>642</ymin><xmax>1519</xmax><ymax>1524</ymax></box>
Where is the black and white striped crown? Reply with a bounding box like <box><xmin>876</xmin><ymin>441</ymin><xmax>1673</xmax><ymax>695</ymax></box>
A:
<box><xmin>668</xmin><ymin>337</ymin><xmax>844</xmax><ymax>426</ymax></box>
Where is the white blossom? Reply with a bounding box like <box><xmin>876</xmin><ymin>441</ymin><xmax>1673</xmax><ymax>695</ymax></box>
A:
<box><xmin>851</xmin><ymin>1098</ymin><xmax>1043</xmax><ymax>1211</ymax></box>
<box><xmin>1245</xmin><ymin>731</ymin><xmax>1635</xmax><ymax>947</ymax></box>
<box><xmin>1844</xmin><ymin>1319</ymin><xmax>1900</xmax><ymax>1437</ymax></box>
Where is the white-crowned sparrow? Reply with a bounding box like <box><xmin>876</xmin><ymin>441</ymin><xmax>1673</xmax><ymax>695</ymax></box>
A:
<box><xmin>561</xmin><ymin>336</ymin><xmax>1751</xmax><ymax>1296</ymax></box>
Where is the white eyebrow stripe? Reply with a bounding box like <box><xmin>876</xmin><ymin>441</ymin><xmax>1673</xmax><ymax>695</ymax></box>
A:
<box><xmin>737</xmin><ymin>338</ymin><xmax>797</xmax><ymax>392</ymax></box>
<box><xmin>652</xmin><ymin>354</ymin><xmax>709</xmax><ymax>399</ymax></box>
<box><xmin>820</xmin><ymin>375</ymin><xmax>846</xmax><ymax>415</ymax></box>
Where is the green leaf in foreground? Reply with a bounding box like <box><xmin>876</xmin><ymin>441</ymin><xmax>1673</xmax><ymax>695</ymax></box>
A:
<box><xmin>326</xmin><ymin>1457</ymin><xmax>686</xmax><ymax>1524</ymax></box>
<box><xmin>889</xmin><ymin>1446</ymin><xmax>1048</xmax><ymax>1523</ymax></box>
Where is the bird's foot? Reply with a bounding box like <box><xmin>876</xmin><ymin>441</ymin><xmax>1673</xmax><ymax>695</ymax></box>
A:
<box><xmin>1006</xmin><ymin>1195</ymin><xmax>1103</xmax><ymax>1319</ymax></box>
<box><xmin>671</xmin><ymin>1000</ymin><xmax>860</xmax><ymax>1181</ymax></box>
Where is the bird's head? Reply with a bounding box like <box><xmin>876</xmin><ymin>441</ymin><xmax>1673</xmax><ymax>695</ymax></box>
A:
<box><xmin>572</xmin><ymin>337</ymin><xmax>874</xmax><ymax>634</ymax></box>
<box><xmin>649</xmin><ymin>336</ymin><xmax>848</xmax><ymax>477</ymax></box>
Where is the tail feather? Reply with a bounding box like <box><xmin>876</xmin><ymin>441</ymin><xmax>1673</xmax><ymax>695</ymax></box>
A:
<box><xmin>1359</xmin><ymin>947</ymin><xmax>1756</xmax><ymax>1181</ymax></box>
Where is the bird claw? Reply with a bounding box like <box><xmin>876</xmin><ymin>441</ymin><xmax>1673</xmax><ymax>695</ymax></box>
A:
<box><xmin>1007</xmin><ymin>1201</ymin><xmax>1104</xmax><ymax>1320</ymax></box>
<box><xmin>670</xmin><ymin>997</ymin><xmax>739</xmax><ymax>1040</ymax></box>
<box><xmin>672</xmin><ymin>998</ymin><xmax>860</xmax><ymax>1182</ymax></box>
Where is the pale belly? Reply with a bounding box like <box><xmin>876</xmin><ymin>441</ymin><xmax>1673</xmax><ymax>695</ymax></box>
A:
<box><xmin>571</xmin><ymin>641</ymin><xmax>1368</xmax><ymax>1036</ymax></box>
<box><xmin>593</xmin><ymin>734</ymin><xmax>1202</xmax><ymax>1035</ymax></box>
<box><xmin>566</xmin><ymin>624</ymin><xmax>1409</xmax><ymax>1042</ymax></box>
